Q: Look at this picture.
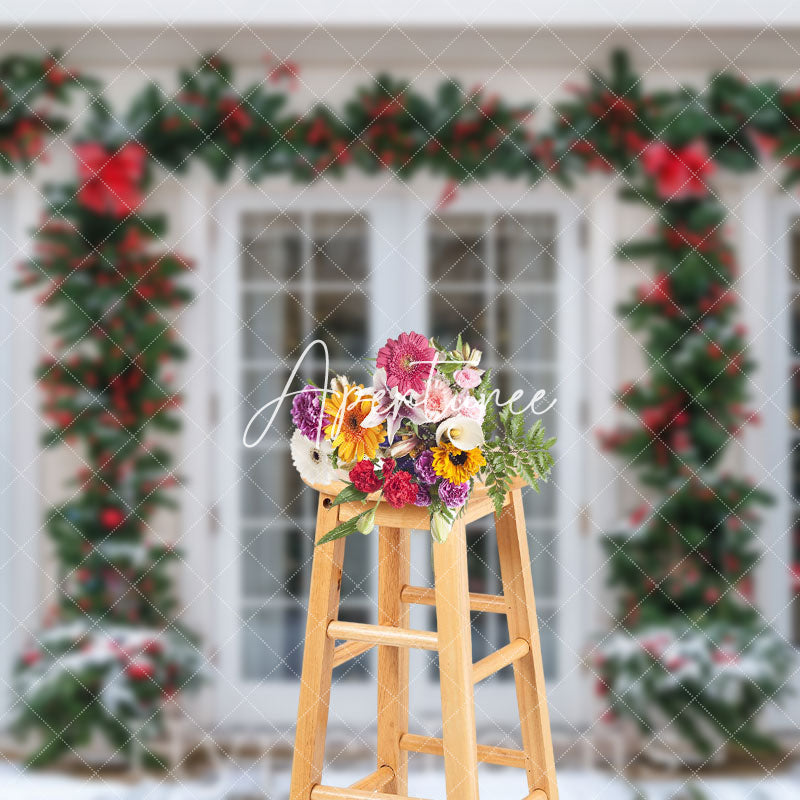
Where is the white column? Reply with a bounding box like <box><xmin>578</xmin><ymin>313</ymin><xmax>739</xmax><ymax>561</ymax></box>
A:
<box><xmin>7</xmin><ymin>181</ymin><xmax>45</xmax><ymax>660</ymax></box>
<box><xmin>581</xmin><ymin>176</ymin><xmax>620</xmax><ymax>633</ymax></box>
<box><xmin>175</xmin><ymin>170</ymin><xmax>219</xmax><ymax>727</ymax></box>
<box><xmin>739</xmin><ymin>179</ymin><xmax>789</xmax><ymax>629</ymax></box>
<box><xmin>740</xmin><ymin>177</ymin><xmax>799</xmax><ymax>726</ymax></box>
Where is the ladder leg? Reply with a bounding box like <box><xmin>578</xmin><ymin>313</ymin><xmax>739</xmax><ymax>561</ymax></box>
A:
<box><xmin>433</xmin><ymin>519</ymin><xmax>480</xmax><ymax>800</ymax></box>
<box><xmin>376</xmin><ymin>526</ymin><xmax>411</xmax><ymax>794</ymax></box>
<box><xmin>495</xmin><ymin>489</ymin><xmax>559</xmax><ymax>800</ymax></box>
<box><xmin>290</xmin><ymin>496</ymin><xmax>347</xmax><ymax>800</ymax></box>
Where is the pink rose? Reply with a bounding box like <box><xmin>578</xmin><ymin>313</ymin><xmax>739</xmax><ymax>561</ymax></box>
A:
<box><xmin>454</xmin><ymin>368</ymin><xmax>483</xmax><ymax>389</ymax></box>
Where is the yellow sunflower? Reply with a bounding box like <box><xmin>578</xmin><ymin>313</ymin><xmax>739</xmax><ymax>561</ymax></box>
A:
<box><xmin>431</xmin><ymin>442</ymin><xmax>486</xmax><ymax>484</ymax></box>
<box><xmin>324</xmin><ymin>384</ymin><xmax>384</xmax><ymax>463</ymax></box>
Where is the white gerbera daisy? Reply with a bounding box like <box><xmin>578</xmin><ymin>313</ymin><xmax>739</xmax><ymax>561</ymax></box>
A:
<box><xmin>290</xmin><ymin>429</ymin><xmax>336</xmax><ymax>485</ymax></box>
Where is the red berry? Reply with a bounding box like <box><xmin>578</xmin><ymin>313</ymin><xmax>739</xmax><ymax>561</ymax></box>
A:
<box><xmin>126</xmin><ymin>661</ymin><xmax>155</xmax><ymax>680</ymax></box>
<box><xmin>100</xmin><ymin>507</ymin><xmax>125</xmax><ymax>529</ymax></box>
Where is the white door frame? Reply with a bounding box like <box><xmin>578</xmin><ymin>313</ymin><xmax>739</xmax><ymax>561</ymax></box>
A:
<box><xmin>763</xmin><ymin>189</ymin><xmax>800</xmax><ymax>727</ymax></box>
<box><xmin>212</xmin><ymin>176</ymin><xmax>589</xmax><ymax>729</ymax></box>
<box><xmin>0</xmin><ymin>181</ymin><xmax>44</xmax><ymax>715</ymax></box>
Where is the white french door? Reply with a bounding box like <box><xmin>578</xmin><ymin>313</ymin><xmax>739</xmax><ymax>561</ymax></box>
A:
<box><xmin>214</xmin><ymin>180</ymin><xmax>586</xmax><ymax>730</ymax></box>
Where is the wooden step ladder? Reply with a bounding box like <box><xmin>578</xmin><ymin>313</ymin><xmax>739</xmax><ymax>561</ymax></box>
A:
<box><xmin>289</xmin><ymin>477</ymin><xmax>559</xmax><ymax>800</ymax></box>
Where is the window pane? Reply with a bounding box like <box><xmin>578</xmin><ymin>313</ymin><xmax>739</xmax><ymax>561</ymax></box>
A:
<box><xmin>523</xmin><ymin>466</ymin><xmax>558</xmax><ymax>520</ymax></box>
<box><xmin>242</xmin><ymin>527</ymin><xmax>306</xmax><ymax>600</ymax></box>
<box><xmin>430</xmin><ymin>215</ymin><xmax>487</xmax><ymax>282</ymax></box>
<box><xmin>538</xmin><ymin>607</ymin><xmax>558</xmax><ymax>679</ymax></box>
<box><xmin>529</xmin><ymin>526</ymin><xmax>558</xmax><ymax>598</ymax></box>
<box><xmin>312</xmin><ymin>213</ymin><xmax>368</xmax><ymax>282</ymax></box>
<box><xmin>496</xmin><ymin>369</ymin><xmax>557</xmax><ymax>432</ymax></box>
<box><xmin>341</xmin><ymin>528</ymin><xmax>372</xmax><ymax>601</ymax></box>
<box><xmin>496</xmin><ymin>290</ymin><xmax>556</xmax><ymax>363</ymax></box>
<box><xmin>241</xmin><ymin>214</ymin><xmax>302</xmax><ymax>282</ymax></box>
<box><xmin>792</xmin><ymin>296</ymin><xmax>800</xmax><ymax>356</ymax></box>
<box><xmin>242</xmin><ymin>291</ymin><xmax>303</xmax><ymax>360</ymax></box>
<box><xmin>792</xmin><ymin>515</ymin><xmax>800</xmax><ymax>646</ymax></box>
<box><xmin>792</xmin><ymin>439</ymin><xmax>800</xmax><ymax>502</ymax></box>
<box><xmin>241</xmin><ymin>368</ymin><xmax>292</xmax><ymax>437</ymax></box>
<box><xmin>429</xmin><ymin>291</ymin><xmax>488</xmax><ymax>347</ymax></box>
<box><xmin>497</xmin><ymin>214</ymin><xmax>556</xmax><ymax>282</ymax></box>
<box><xmin>312</xmin><ymin>290</ymin><xmax>369</xmax><ymax>361</ymax></box>
<box><xmin>241</xmin><ymin>446</ymin><xmax>304</xmax><ymax>519</ymax></box>
<box><xmin>791</xmin><ymin>221</ymin><xmax>800</xmax><ymax>283</ymax></box>
<box><xmin>242</xmin><ymin>607</ymin><xmax>304</xmax><ymax>680</ymax></box>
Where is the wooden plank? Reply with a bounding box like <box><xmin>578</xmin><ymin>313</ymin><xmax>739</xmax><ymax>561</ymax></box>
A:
<box><xmin>289</xmin><ymin>496</ymin><xmax>347</xmax><ymax>800</ymax></box>
<box><xmin>495</xmin><ymin>489</ymin><xmax>559</xmax><ymax>800</ymax></box>
<box><xmin>337</xmin><ymin>500</ymin><xmax>431</xmax><ymax>530</ymax></box>
<box><xmin>349</xmin><ymin>765</ymin><xmax>394</xmax><ymax>791</ymax></box>
<box><xmin>399</xmin><ymin>733</ymin><xmax>527</xmax><ymax>769</ymax></box>
<box><xmin>332</xmin><ymin>640</ymin><xmax>375</xmax><ymax>669</ymax></box>
<box><xmin>432</xmin><ymin>518</ymin><xmax>480</xmax><ymax>800</ymax></box>
<box><xmin>377</xmin><ymin>526</ymin><xmax>411</xmax><ymax>794</ymax></box>
<box><xmin>462</xmin><ymin>490</ymin><xmax>511</xmax><ymax>524</ymax></box>
<box><xmin>400</xmin><ymin>585</ymin><xmax>507</xmax><ymax>614</ymax></box>
<box><xmin>327</xmin><ymin>620</ymin><xmax>438</xmax><ymax>651</ymax></box>
<box><xmin>311</xmin><ymin>786</ymin><xmax>428</xmax><ymax>800</ymax></box>
<box><xmin>472</xmin><ymin>637</ymin><xmax>530</xmax><ymax>684</ymax></box>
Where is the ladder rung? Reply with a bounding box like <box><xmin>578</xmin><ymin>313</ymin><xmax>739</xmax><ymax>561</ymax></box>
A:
<box><xmin>400</xmin><ymin>585</ymin><xmax>507</xmax><ymax>614</ymax></box>
<box><xmin>472</xmin><ymin>637</ymin><xmax>530</xmax><ymax>684</ymax></box>
<box><xmin>332</xmin><ymin>640</ymin><xmax>376</xmax><ymax>668</ymax></box>
<box><xmin>525</xmin><ymin>792</ymin><xmax>548</xmax><ymax>800</ymax></box>
<box><xmin>327</xmin><ymin>620</ymin><xmax>438</xmax><ymax>651</ymax></box>
<box><xmin>311</xmin><ymin>786</ymin><xmax>428</xmax><ymax>800</ymax></box>
<box><xmin>399</xmin><ymin>733</ymin><xmax>527</xmax><ymax>769</ymax></box>
<box><xmin>349</xmin><ymin>765</ymin><xmax>394</xmax><ymax>791</ymax></box>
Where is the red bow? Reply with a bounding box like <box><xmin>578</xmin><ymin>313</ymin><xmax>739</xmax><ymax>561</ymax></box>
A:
<box><xmin>76</xmin><ymin>141</ymin><xmax>146</xmax><ymax>218</ymax></box>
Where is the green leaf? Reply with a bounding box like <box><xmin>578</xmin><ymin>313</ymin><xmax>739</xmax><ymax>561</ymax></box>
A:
<box><xmin>317</xmin><ymin>509</ymin><xmax>373</xmax><ymax>545</ymax></box>
<box><xmin>330</xmin><ymin>484</ymin><xmax>369</xmax><ymax>506</ymax></box>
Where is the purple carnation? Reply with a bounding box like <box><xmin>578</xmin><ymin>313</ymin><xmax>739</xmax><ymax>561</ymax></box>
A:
<box><xmin>438</xmin><ymin>479</ymin><xmax>470</xmax><ymax>509</ymax></box>
<box><xmin>414</xmin><ymin>450</ymin><xmax>437</xmax><ymax>485</ymax></box>
<box><xmin>291</xmin><ymin>385</ymin><xmax>329</xmax><ymax>440</ymax></box>
<box><xmin>413</xmin><ymin>484</ymin><xmax>432</xmax><ymax>507</ymax></box>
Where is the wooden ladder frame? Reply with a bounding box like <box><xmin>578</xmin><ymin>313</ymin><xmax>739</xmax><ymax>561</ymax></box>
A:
<box><xmin>289</xmin><ymin>479</ymin><xmax>559</xmax><ymax>800</ymax></box>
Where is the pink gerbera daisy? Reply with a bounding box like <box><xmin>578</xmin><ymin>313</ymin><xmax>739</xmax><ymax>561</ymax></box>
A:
<box><xmin>376</xmin><ymin>332</ymin><xmax>436</xmax><ymax>395</ymax></box>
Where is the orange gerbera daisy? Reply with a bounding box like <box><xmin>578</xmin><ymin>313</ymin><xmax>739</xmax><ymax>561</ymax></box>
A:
<box><xmin>324</xmin><ymin>383</ymin><xmax>385</xmax><ymax>463</ymax></box>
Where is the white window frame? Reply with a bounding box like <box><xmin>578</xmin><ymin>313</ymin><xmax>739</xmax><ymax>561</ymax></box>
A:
<box><xmin>212</xmin><ymin>176</ymin><xmax>588</xmax><ymax>729</ymax></box>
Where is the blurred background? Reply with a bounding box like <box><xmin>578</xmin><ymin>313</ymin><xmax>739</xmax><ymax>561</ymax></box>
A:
<box><xmin>1</xmin><ymin>3</ymin><xmax>800</xmax><ymax>799</ymax></box>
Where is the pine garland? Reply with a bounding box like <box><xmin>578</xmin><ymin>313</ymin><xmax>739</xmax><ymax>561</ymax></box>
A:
<box><xmin>2</xmin><ymin>47</ymin><xmax>797</xmax><ymax>763</ymax></box>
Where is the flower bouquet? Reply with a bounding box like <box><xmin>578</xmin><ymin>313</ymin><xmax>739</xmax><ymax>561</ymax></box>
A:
<box><xmin>289</xmin><ymin>332</ymin><xmax>555</xmax><ymax>544</ymax></box>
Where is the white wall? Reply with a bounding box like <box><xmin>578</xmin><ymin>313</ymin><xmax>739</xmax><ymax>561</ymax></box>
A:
<box><xmin>1</xmin><ymin>25</ymin><xmax>797</xmax><ymax>729</ymax></box>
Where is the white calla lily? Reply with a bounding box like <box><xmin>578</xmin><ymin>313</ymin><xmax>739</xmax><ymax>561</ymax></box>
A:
<box><xmin>435</xmin><ymin>415</ymin><xmax>484</xmax><ymax>450</ymax></box>
<box><xmin>430</xmin><ymin>512</ymin><xmax>453</xmax><ymax>544</ymax></box>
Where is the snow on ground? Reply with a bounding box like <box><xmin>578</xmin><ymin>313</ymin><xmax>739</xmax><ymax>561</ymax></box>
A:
<box><xmin>1</xmin><ymin>762</ymin><xmax>798</xmax><ymax>800</ymax></box>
